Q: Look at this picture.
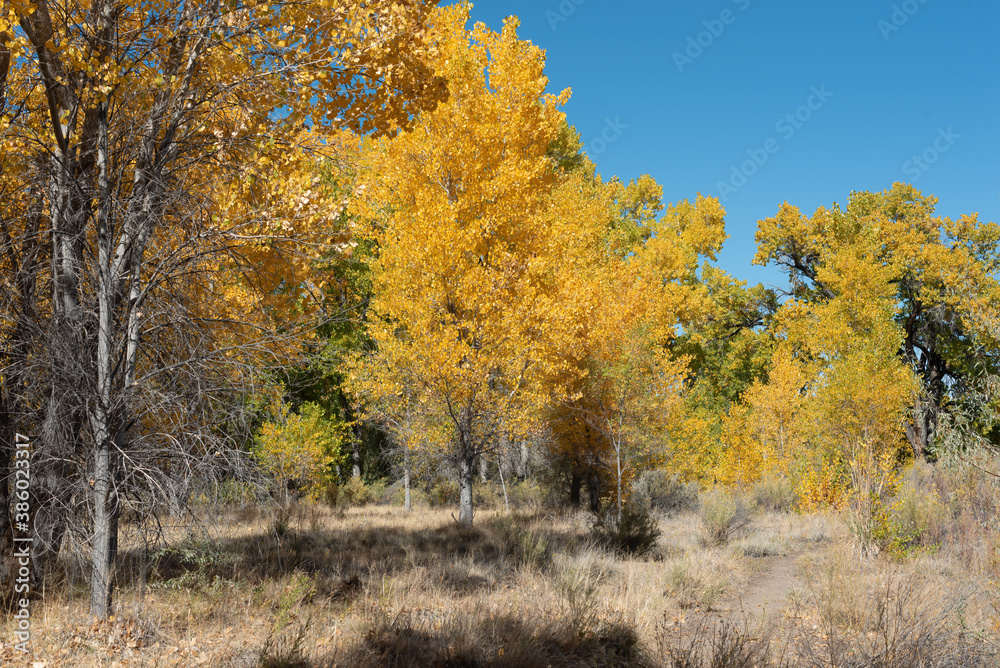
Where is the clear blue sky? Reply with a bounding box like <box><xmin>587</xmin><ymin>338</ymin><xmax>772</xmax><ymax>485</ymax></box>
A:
<box><xmin>450</xmin><ymin>0</ymin><xmax>1000</xmax><ymax>289</ymax></box>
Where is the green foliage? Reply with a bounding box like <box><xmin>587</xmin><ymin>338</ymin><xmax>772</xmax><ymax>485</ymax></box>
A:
<box><xmin>590</xmin><ymin>503</ymin><xmax>662</xmax><ymax>557</ymax></box>
<box><xmin>150</xmin><ymin>539</ymin><xmax>241</xmax><ymax>592</ymax></box>
<box><xmin>699</xmin><ymin>489</ymin><xmax>751</xmax><ymax>546</ymax></box>
<box><xmin>631</xmin><ymin>469</ymin><xmax>700</xmax><ymax>515</ymax></box>
<box><xmin>337</xmin><ymin>476</ymin><xmax>386</xmax><ymax>506</ymax></box>
<box><xmin>859</xmin><ymin>465</ymin><xmax>950</xmax><ymax>559</ymax></box>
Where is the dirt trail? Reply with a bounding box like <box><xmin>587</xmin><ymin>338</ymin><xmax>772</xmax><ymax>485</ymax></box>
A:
<box><xmin>713</xmin><ymin>550</ymin><xmax>814</xmax><ymax>624</ymax></box>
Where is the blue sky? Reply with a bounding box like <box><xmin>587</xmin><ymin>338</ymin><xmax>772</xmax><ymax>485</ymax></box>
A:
<box><xmin>451</xmin><ymin>0</ymin><xmax>1000</xmax><ymax>289</ymax></box>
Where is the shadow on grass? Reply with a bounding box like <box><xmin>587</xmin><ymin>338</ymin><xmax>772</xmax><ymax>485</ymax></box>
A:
<box><xmin>330</xmin><ymin>609</ymin><xmax>643</xmax><ymax>668</ymax></box>
<box><xmin>108</xmin><ymin>508</ymin><xmax>589</xmax><ymax>603</ymax></box>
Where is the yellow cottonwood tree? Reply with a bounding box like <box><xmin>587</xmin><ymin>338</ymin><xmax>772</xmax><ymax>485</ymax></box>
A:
<box><xmin>756</xmin><ymin>184</ymin><xmax>1000</xmax><ymax>460</ymax></box>
<box><xmin>255</xmin><ymin>402</ymin><xmax>345</xmax><ymax>503</ymax></box>
<box><xmin>350</xmin><ymin>4</ymin><xmax>576</xmax><ymax>526</ymax></box>
<box><xmin>743</xmin><ymin>189</ymin><xmax>926</xmax><ymax>527</ymax></box>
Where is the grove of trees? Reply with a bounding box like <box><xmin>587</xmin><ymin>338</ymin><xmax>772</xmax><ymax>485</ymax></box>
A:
<box><xmin>1</xmin><ymin>0</ymin><xmax>998</xmax><ymax>619</ymax></box>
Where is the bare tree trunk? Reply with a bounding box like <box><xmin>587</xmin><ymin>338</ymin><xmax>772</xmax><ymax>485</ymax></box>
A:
<box><xmin>497</xmin><ymin>453</ymin><xmax>509</xmax><ymax>513</ymax></box>
<box><xmin>90</xmin><ymin>444</ymin><xmax>116</xmax><ymax>617</ymax></box>
<box><xmin>403</xmin><ymin>446</ymin><xmax>411</xmax><ymax>511</ymax></box>
<box><xmin>905</xmin><ymin>397</ymin><xmax>938</xmax><ymax>461</ymax></box>
<box><xmin>351</xmin><ymin>438</ymin><xmax>361</xmax><ymax>479</ymax></box>
<box><xmin>458</xmin><ymin>426</ymin><xmax>474</xmax><ymax>526</ymax></box>
<box><xmin>615</xmin><ymin>436</ymin><xmax>623</xmax><ymax>521</ymax></box>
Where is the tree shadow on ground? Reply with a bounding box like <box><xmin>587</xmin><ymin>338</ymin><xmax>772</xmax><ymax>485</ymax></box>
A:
<box><xmin>328</xmin><ymin>609</ymin><xmax>644</xmax><ymax>668</ymax></box>
<box><xmin>111</xmin><ymin>510</ymin><xmax>595</xmax><ymax>602</ymax></box>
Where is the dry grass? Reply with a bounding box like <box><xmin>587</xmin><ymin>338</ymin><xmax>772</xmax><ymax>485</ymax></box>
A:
<box><xmin>0</xmin><ymin>483</ymin><xmax>997</xmax><ymax>667</ymax></box>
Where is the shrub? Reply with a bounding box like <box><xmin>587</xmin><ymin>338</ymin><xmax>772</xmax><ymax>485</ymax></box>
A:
<box><xmin>491</xmin><ymin>515</ymin><xmax>551</xmax><ymax>569</ymax></box>
<box><xmin>590</xmin><ymin>503</ymin><xmax>662</xmax><ymax>557</ymax></box>
<box><xmin>657</xmin><ymin>616</ymin><xmax>774</xmax><ymax>667</ymax></box>
<box><xmin>320</xmin><ymin>480</ymin><xmax>339</xmax><ymax>508</ymax></box>
<box><xmin>662</xmin><ymin>558</ymin><xmax>728</xmax><ymax>611</ymax></box>
<box><xmin>385</xmin><ymin>479</ymin><xmax>428</xmax><ymax>508</ymax></box>
<box><xmin>338</xmin><ymin>477</ymin><xmax>386</xmax><ymax>507</ymax></box>
<box><xmin>699</xmin><ymin>488</ymin><xmax>751</xmax><ymax>546</ymax></box>
<box><xmin>254</xmin><ymin>402</ymin><xmax>345</xmax><ymax>502</ymax></box>
<box><xmin>631</xmin><ymin>469</ymin><xmax>699</xmax><ymax>515</ymax></box>
<box><xmin>552</xmin><ymin>549</ymin><xmax>608</xmax><ymax>635</ymax></box>
<box><xmin>794</xmin><ymin>568</ymin><xmax>996</xmax><ymax>667</ymax></box>
<box><xmin>424</xmin><ymin>477</ymin><xmax>459</xmax><ymax>508</ymax></box>
<box><xmin>751</xmin><ymin>474</ymin><xmax>797</xmax><ymax>513</ymax></box>
<box><xmin>890</xmin><ymin>465</ymin><xmax>950</xmax><ymax>548</ymax></box>
<box><xmin>507</xmin><ymin>480</ymin><xmax>552</xmax><ymax>509</ymax></box>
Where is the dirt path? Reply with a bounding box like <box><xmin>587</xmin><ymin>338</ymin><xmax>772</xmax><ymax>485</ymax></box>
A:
<box><xmin>712</xmin><ymin>550</ymin><xmax>814</xmax><ymax>625</ymax></box>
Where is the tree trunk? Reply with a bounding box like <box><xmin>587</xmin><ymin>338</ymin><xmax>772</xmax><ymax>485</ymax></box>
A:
<box><xmin>570</xmin><ymin>470</ymin><xmax>581</xmax><ymax>507</ymax></box>
<box><xmin>587</xmin><ymin>471</ymin><xmax>601</xmax><ymax>514</ymax></box>
<box><xmin>498</xmin><ymin>454</ymin><xmax>509</xmax><ymax>513</ymax></box>
<box><xmin>615</xmin><ymin>440</ymin><xmax>623</xmax><ymax>521</ymax></box>
<box><xmin>905</xmin><ymin>396</ymin><xmax>938</xmax><ymax>461</ymax></box>
<box><xmin>519</xmin><ymin>441</ymin><xmax>529</xmax><ymax>480</ymax></box>
<box><xmin>90</xmin><ymin>444</ymin><xmax>116</xmax><ymax>617</ymax></box>
<box><xmin>403</xmin><ymin>446</ymin><xmax>411</xmax><ymax>511</ymax></box>
<box><xmin>458</xmin><ymin>447</ymin><xmax>474</xmax><ymax>527</ymax></box>
<box><xmin>352</xmin><ymin>439</ymin><xmax>361</xmax><ymax>479</ymax></box>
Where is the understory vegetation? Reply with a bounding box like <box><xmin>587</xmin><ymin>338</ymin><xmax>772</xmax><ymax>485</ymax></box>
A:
<box><xmin>3</xmin><ymin>450</ymin><xmax>999</xmax><ymax>666</ymax></box>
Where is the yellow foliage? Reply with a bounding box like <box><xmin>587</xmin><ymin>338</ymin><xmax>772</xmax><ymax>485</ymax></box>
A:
<box><xmin>255</xmin><ymin>402</ymin><xmax>345</xmax><ymax>501</ymax></box>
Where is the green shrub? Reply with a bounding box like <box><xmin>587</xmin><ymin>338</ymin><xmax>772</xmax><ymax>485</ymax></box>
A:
<box><xmin>320</xmin><ymin>480</ymin><xmax>339</xmax><ymax>508</ymax></box>
<box><xmin>631</xmin><ymin>469</ymin><xmax>699</xmax><ymax>515</ymax></box>
<box><xmin>699</xmin><ymin>489</ymin><xmax>751</xmax><ymax>546</ymax></box>
<box><xmin>890</xmin><ymin>466</ymin><xmax>949</xmax><ymax>551</ymax></box>
<box><xmin>591</xmin><ymin>503</ymin><xmax>662</xmax><ymax>557</ymax></box>
<box><xmin>751</xmin><ymin>474</ymin><xmax>797</xmax><ymax>513</ymax></box>
<box><xmin>338</xmin><ymin>477</ymin><xmax>386</xmax><ymax>507</ymax></box>
<box><xmin>386</xmin><ymin>479</ymin><xmax>428</xmax><ymax>508</ymax></box>
<box><xmin>491</xmin><ymin>515</ymin><xmax>551</xmax><ymax>568</ymax></box>
<box><xmin>426</xmin><ymin>477</ymin><xmax>460</xmax><ymax>508</ymax></box>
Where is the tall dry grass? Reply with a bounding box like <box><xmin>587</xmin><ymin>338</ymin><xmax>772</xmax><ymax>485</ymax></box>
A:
<box><xmin>1</xmin><ymin>463</ymin><xmax>997</xmax><ymax>666</ymax></box>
